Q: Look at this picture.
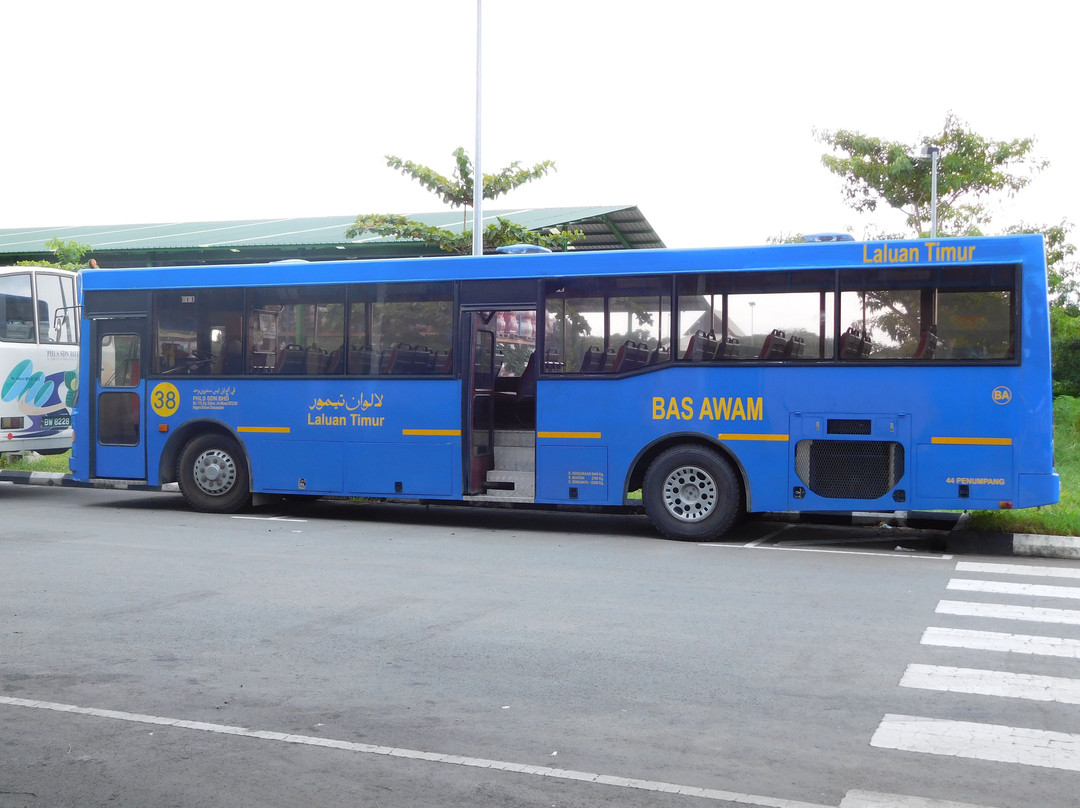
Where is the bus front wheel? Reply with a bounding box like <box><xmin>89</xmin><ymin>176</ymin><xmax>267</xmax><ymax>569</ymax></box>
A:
<box><xmin>643</xmin><ymin>446</ymin><xmax>742</xmax><ymax>541</ymax></box>
<box><xmin>177</xmin><ymin>434</ymin><xmax>251</xmax><ymax>513</ymax></box>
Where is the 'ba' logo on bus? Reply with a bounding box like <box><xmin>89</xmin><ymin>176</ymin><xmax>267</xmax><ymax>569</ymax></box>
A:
<box><xmin>992</xmin><ymin>386</ymin><xmax>1012</xmax><ymax>405</ymax></box>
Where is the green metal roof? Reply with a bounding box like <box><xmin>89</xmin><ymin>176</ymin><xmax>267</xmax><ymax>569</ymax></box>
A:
<box><xmin>0</xmin><ymin>205</ymin><xmax>664</xmax><ymax>267</ymax></box>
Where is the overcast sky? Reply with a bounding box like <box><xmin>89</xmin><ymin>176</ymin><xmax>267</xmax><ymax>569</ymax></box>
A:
<box><xmin>2</xmin><ymin>0</ymin><xmax>1076</xmax><ymax>249</ymax></box>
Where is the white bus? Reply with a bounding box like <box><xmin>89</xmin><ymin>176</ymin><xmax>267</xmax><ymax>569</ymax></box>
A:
<box><xmin>0</xmin><ymin>266</ymin><xmax>80</xmax><ymax>456</ymax></box>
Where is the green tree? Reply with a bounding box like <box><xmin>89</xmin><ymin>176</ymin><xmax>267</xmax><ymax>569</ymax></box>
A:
<box><xmin>347</xmin><ymin>147</ymin><xmax>584</xmax><ymax>253</ymax></box>
<box><xmin>815</xmin><ymin>114</ymin><xmax>1079</xmax><ymax>393</ymax></box>
<box><xmin>816</xmin><ymin>112</ymin><xmax>1046</xmax><ymax>238</ymax></box>
<box><xmin>17</xmin><ymin>238</ymin><xmax>92</xmax><ymax>271</ymax></box>
<box><xmin>1012</xmin><ymin>222</ymin><xmax>1080</xmax><ymax>396</ymax></box>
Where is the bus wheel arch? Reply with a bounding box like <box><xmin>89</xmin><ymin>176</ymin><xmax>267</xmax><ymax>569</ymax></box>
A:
<box><xmin>635</xmin><ymin>439</ymin><xmax>745</xmax><ymax>541</ymax></box>
<box><xmin>171</xmin><ymin>426</ymin><xmax>252</xmax><ymax>513</ymax></box>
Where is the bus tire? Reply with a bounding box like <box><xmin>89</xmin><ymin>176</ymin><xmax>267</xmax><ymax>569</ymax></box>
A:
<box><xmin>177</xmin><ymin>434</ymin><xmax>251</xmax><ymax>513</ymax></box>
<box><xmin>643</xmin><ymin>445</ymin><xmax>742</xmax><ymax>541</ymax></box>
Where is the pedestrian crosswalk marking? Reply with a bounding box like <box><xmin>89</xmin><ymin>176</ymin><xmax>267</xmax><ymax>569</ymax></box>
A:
<box><xmin>947</xmin><ymin>578</ymin><xmax>1080</xmax><ymax>600</ymax></box>
<box><xmin>922</xmin><ymin>626</ymin><xmax>1080</xmax><ymax>658</ymax></box>
<box><xmin>872</xmin><ymin>560</ymin><xmax>1080</xmax><ymax>780</ymax></box>
<box><xmin>956</xmin><ymin>561</ymin><xmax>1080</xmax><ymax>580</ymax></box>
<box><xmin>936</xmin><ymin>599</ymin><xmax>1080</xmax><ymax>625</ymax></box>
<box><xmin>900</xmin><ymin>664</ymin><xmax>1080</xmax><ymax>704</ymax></box>
<box><xmin>871</xmin><ymin>714</ymin><xmax>1080</xmax><ymax>771</ymax></box>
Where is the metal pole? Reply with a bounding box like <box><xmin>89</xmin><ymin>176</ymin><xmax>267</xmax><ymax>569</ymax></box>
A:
<box><xmin>472</xmin><ymin>0</ymin><xmax>483</xmax><ymax>257</ymax></box>
<box><xmin>930</xmin><ymin>148</ymin><xmax>939</xmax><ymax>239</ymax></box>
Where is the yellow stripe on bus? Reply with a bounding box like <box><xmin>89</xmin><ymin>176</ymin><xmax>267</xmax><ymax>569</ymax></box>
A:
<box><xmin>537</xmin><ymin>431</ymin><xmax>602</xmax><ymax>439</ymax></box>
<box><xmin>931</xmin><ymin>436</ymin><xmax>1012</xmax><ymax>446</ymax></box>
<box><xmin>237</xmin><ymin>426</ymin><xmax>291</xmax><ymax>434</ymax></box>
<box><xmin>718</xmin><ymin>433</ymin><xmax>790</xmax><ymax>442</ymax></box>
<box><xmin>402</xmin><ymin>429</ymin><xmax>461</xmax><ymax>437</ymax></box>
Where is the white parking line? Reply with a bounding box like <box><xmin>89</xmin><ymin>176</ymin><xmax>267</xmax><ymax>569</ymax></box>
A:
<box><xmin>956</xmin><ymin>561</ymin><xmax>1080</xmax><ymax>580</ymax></box>
<box><xmin>936</xmin><ymin>600</ymin><xmax>1080</xmax><ymax>625</ymax></box>
<box><xmin>700</xmin><ymin>544</ymin><xmax>947</xmax><ymax>560</ymax></box>
<box><xmin>871</xmin><ymin>714</ymin><xmax>1080</xmax><ymax>771</ymax></box>
<box><xmin>840</xmin><ymin>791</ymin><xmax>1002</xmax><ymax>808</ymax></box>
<box><xmin>947</xmin><ymin>579</ymin><xmax>1080</xmax><ymax>600</ymax></box>
<box><xmin>0</xmin><ymin>696</ymin><xmax>830</xmax><ymax>808</ymax></box>
<box><xmin>231</xmin><ymin>515</ymin><xmax>308</xmax><ymax>523</ymax></box>
<box><xmin>900</xmin><ymin>664</ymin><xmax>1080</xmax><ymax>704</ymax></box>
<box><xmin>922</xmin><ymin>626</ymin><xmax>1080</xmax><ymax>658</ymax></box>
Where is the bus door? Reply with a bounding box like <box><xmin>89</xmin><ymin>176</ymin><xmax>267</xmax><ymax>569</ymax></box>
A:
<box><xmin>90</xmin><ymin>317</ymin><xmax>147</xmax><ymax>479</ymax></box>
<box><xmin>463</xmin><ymin>311</ymin><xmax>495</xmax><ymax>494</ymax></box>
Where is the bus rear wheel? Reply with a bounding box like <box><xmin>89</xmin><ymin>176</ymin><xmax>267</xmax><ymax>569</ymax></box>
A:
<box><xmin>643</xmin><ymin>446</ymin><xmax>742</xmax><ymax>541</ymax></box>
<box><xmin>177</xmin><ymin>434</ymin><xmax>251</xmax><ymax>513</ymax></box>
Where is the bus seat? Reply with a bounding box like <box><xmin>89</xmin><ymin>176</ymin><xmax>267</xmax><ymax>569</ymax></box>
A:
<box><xmin>859</xmin><ymin>332</ymin><xmax>873</xmax><ymax>357</ymax></box>
<box><xmin>348</xmin><ymin>345</ymin><xmax>374</xmax><ymax>374</ymax></box>
<box><xmin>493</xmin><ymin>350</ymin><xmax>538</xmax><ymax>408</ymax></box>
<box><xmin>702</xmin><ymin>332</ymin><xmax>722</xmax><ymax>361</ymax></box>
<box><xmin>543</xmin><ymin>348</ymin><xmax>563</xmax><ymax>373</ymax></box>
<box><xmin>612</xmin><ymin>341</ymin><xmax>630</xmax><ymax>371</ymax></box>
<box><xmin>913</xmin><ymin>325</ymin><xmax>938</xmax><ymax>359</ymax></box>
<box><xmin>839</xmin><ymin>327</ymin><xmax>864</xmax><ymax>359</ymax></box>
<box><xmin>411</xmin><ymin>345</ymin><xmax>435</xmax><ymax>373</ymax></box>
<box><xmin>434</xmin><ymin>349</ymin><xmax>453</xmax><ymax>374</ymax></box>
<box><xmin>782</xmin><ymin>335</ymin><xmax>805</xmax><ymax>359</ymax></box>
<box><xmin>276</xmin><ymin>344</ymin><xmax>306</xmax><ymax>374</ymax></box>
<box><xmin>517</xmin><ymin>350</ymin><xmax>539</xmax><ymax>400</ymax></box>
<box><xmin>324</xmin><ymin>344</ymin><xmax>345</xmax><ymax>375</ymax></box>
<box><xmin>305</xmin><ymin>345</ymin><xmax>328</xmax><ymax>375</ymax></box>
<box><xmin>387</xmin><ymin>344</ymin><xmax>413</xmax><ymax>374</ymax></box>
<box><xmin>386</xmin><ymin>343</ymin><xmax>404</xmax><ymax>373</ymax></box>
<box><xmin>613</xmin><ymin>339</ymin><xmax>650</xmax><ymax>372</ymax></box>
<box><xmin>580</xmin><ymin>346</ymin><xmax>605</xmax><ymax>373</ymax></box>
<box><xmin>649</xmin><ymin>345</ymin><xmax>670</xmax><ymax>364</ymax></box>
<box><xmin>718</xmin><ymin>337</ymin><xmax>740</xmax><ymax>359</ymax></box>
<box><xmin>758</xmin><ymin>329</ymin><xmax>786</xmax><ymax>360</ymax></box>
<box><xmin>682</xmin><ymin>330</ymin><xmax>714</xmax><ymax>361</ymax></box>
<box><xmin>221</xmin><ymin>339</ymin><xmax>244</xmax><ymax>374</ymax></box>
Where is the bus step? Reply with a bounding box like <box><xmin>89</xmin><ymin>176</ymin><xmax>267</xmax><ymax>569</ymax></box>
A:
<box><xmin>485</xmin><ymin>469</ymin><xmax>534</xmax><ymax>497</ymax></box>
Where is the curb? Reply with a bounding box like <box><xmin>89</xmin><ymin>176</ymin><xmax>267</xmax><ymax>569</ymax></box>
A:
<box><xmin>0</xmin><ymin>470</ymin><xmax>165</xmax><ymax>492</ymax></box>
<box><xmin>1012</xmin><ymin>533</ymin><xmax>1080</xmax><ymax>560</ymax></box>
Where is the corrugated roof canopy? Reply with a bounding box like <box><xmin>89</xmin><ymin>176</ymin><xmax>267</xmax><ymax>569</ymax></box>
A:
<box><xmin>0</xmin><ymin>205</ymin><xmax>663</xmax><ymax>267</ymax></box>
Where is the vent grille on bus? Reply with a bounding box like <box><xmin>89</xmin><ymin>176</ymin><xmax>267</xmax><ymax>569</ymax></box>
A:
<box><xmin>794</xmin><ymin>439</ymin><xmax>904</xmax><ymax>499</ymax></box>
<box><xmin>827</xmin><ymin>419</ymin><xmax>872</xmax><ymax>435</ymax></box>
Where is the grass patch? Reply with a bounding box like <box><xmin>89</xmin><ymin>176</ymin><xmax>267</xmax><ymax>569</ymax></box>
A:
<box><xmin>964</xmin><ymin>395</ymin><xmax>1080</xmax><ymax>537</ymax></box>
<box><xmin>0</xmin><ymin>450</ymin><xmax>71</xmax><ymax>474</ymax></box>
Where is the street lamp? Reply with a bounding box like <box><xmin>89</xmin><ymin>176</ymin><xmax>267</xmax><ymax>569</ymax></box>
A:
<box><xmin>916</xmin><ymin>145</ymin><xmax>940</xmax><ymax>238</ymax></box>
<box><xmin>748</xmin><ymin>301</ymin><xmax>755</xmax><ymax>347</ymax></box>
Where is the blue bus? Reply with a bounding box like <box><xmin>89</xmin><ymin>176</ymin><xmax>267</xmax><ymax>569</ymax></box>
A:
<box><xmin>70</xmin><ymin>235</ymin><xmax>1058</xmax><ymax>540</ymax></box>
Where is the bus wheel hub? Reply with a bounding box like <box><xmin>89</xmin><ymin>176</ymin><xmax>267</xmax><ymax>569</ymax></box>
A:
<box><xmin>193</xmin><ymin>449</ymin><xmax>236</xmax><ymax>495</ymax></box>
<box><xmin>662</xmin><ymin>465</ymin><xmax>716</xmax><ymax>522</ymax></box>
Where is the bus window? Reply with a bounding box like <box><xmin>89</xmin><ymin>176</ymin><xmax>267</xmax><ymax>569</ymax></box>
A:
<box><xmin>36</xmin><ymin>272</ymin><xmax>79</xmax><ymax>344</ymax></box>
<box><xmin>938</xmin><ymin>288</ymin><xmax>1014</xmax><ymax>359</ymax></box>
<box><xmin>545</xmin><ymin>276</ymin><xmax>671</xmax><ymax>373</ymax></box>
<box><xmin>249</xmin><ymin>286</ymin><xmax>344</xmax><ymax>375</ymax></box>
<box><xmin>100</xmin><ymin>334</ymin><xmax>141</xmax><ymax>387</ymax></box>
<box><xmin>838</xmin><ymin>265</ymin><xmax>1015</xmax><ymax>360</ymax></box>
<box><xmin>154</xmin><ymin>289</ymin><xmax>245</xmax><ymax>375</ymax></box>
<box><xmin>677</xmin><ymin>270</ymin><xmax>833</xmax><ymax>360</ymax></box>
<box><xmin>0</xmin><ymin>272</ymin><xmax>35</xmax><ymax>342</ymax></box>
<box><xmin>348</xmin><ymin>282</ymin><xmax>453</xmax><ymax>375</ymax></box>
